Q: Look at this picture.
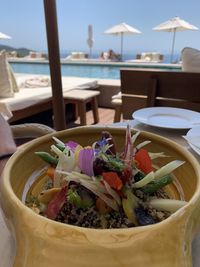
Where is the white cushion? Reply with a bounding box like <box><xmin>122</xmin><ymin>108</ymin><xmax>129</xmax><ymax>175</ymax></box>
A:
<box><xmin>112</xmin><ymin>92</ymin><xmax>122</xmax><ymax>100</ymax></box>
<box><xmin>17</xmin><ymin>76</ymin><xmax>51</xmax><ymax>88</ymax></box>
<box><xmin>151</xmin><ymin>53</ymin><xmax>160</xmax><ymax>61</ymax></box>
<box><xmin>9</xmin><ymin>64</ymin><xmax>19</xmax><ymax>92</ymax></box>
<box><xmin>181</xmin><ymin>47</ymin><xmax>200</xmax><ymax>72</ymax></box>
<box><xmin>0</xmin><ymin>50</ymin><xmax>14</xmax><ymax>98</ymax></box>
<box><xmin>144</xmin><ymin>56</ymin><xmax>151</xmax><ymax>61</ymax></box>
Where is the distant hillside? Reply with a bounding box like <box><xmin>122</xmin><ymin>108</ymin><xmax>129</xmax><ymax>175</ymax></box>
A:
<box><xmin>0</xmin><ymin>45</ymin><xmax>32</xmax><ymax>57</ymax></box>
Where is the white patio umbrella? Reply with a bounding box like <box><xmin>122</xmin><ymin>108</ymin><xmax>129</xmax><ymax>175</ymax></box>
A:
<box><xmin>104</xmin><ymin>22</ymin><xmax>141</xmax><ymax>61</ymax></box>
<box><xmin>87</xmin><ymin>24</ymin><xmax>94</xmax><ymax>58</ymax></box>
<box><xmin>0</xmin><ymin>32</ymin><xmax>11</xmax><ymax>39</ymax></box>
<box><xmin>153</xmin><ymin>17</ymin><xmax>198</xmax><ymax>63</ymax></box>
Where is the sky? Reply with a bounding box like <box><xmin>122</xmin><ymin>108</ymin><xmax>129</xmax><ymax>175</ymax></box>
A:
<box><xmin>0</xmin><ymin>0</ymin><xmax>200</xmax><ymax>57</ymax></box>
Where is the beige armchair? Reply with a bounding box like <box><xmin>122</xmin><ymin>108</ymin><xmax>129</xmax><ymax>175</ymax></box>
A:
<box><xmin>0</xmin><ymin>121</ymin><xmax>55</xmax><ymax>175</ymax></box>
<box><xmin>11</xmin><ymin>123</ymin><xmax>56</xmax><ymax>145</ymax></box>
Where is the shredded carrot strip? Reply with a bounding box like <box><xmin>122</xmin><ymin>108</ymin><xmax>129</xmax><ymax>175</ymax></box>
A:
<box><xmin>46</xmin><ymin>166</ymin><xmax>55</xmax><ymax>180</ymax></box>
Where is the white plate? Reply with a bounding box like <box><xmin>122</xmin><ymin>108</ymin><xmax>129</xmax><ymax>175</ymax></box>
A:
<box><xmin>186</xmin><ymin>127</ymin><xmax>200</xmax><ymax>156</ymax></box>
<box><xmin>132</xmin><ymin>107</ymin><xmax>200</xmax><ymax>129</ymax></box>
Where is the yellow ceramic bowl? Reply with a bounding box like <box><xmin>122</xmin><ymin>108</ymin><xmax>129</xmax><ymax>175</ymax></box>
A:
<box><xmin>1</xmin><ymin>126</ymin><xmax>200</xmax><ymax>267</ymax></box>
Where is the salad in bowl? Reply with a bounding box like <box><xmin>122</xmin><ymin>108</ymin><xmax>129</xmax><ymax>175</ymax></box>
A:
<box><xmin>26</xmin><ymin>125</ymin><xmax>186</xmax><ymax>229</ymax></box>
<box><xmin>2</xmin><ymin>125</ymin><xmax>200</xmax><ymax>267</ymax></box>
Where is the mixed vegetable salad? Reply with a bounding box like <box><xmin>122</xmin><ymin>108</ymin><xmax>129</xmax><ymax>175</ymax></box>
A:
<box><xmin>26</xmin><ymin>126</ymin><xmax>187</xmax><ymax>228</ymax></box>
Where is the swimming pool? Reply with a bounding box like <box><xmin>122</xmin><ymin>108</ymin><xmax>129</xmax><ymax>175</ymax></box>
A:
<box><xmin>10</xmin><ymin>60</ymin><xmax>181</xmax><ymax>80</ymax></box>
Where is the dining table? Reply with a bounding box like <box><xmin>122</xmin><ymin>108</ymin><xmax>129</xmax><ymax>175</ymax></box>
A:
<box><xmin>1</xmin><ymin>119</ymin><xmax>200</xmax><ymax>267</ymax></box>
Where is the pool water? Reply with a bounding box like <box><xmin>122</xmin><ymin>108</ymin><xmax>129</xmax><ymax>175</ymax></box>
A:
<box><xmin>10</xmin><ymin>61</ymin><xmax>181</xmax><ymax>80</ymax></box>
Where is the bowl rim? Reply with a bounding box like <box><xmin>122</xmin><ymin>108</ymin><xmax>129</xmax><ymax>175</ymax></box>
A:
<box><xmin>2</xmin><ymin>125</ymin><xmax>200</xmax><ymax>233</ymax></box>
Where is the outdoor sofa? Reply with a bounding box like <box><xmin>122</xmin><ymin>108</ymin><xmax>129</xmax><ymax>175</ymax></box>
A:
<box><xmin>0</xmin><ymin>72</ymin><xmax>98</xmax><ymax>124</ymax></box>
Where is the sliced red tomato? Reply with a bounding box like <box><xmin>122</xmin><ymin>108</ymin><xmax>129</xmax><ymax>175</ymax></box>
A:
<box><xmin>102</xmin><ymin>172</ymin><xmax>123</xmax><ymax>191</ymax></box>
<box><xmin>134</xmin><ymin>148</ymin><xmax>153</xmax><ymax>174</ymax></box>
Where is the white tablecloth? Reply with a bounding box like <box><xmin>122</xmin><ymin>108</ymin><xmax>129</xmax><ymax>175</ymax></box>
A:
<box><xmin>1</xmin><ymin>120</ymin><xmax>200</xmax><ymax>266</ymax></box>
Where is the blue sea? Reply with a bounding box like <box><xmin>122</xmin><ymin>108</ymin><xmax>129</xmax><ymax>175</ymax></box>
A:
<box><xmin>10</xmin><ymin>52</ymin><xmax>181</xmax><ymax>80</ymax></box>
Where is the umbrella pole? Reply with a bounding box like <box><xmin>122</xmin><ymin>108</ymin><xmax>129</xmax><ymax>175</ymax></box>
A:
<box><xmin>121</xmin><ymin>33</ymin><xmax>123</xmax><ymax>61</ymax></box>
<box><xmin>43</xmin><ymin>0</ymin><xmax>66</xmax><ymax>130</ymax></box>
<box><xmin>90</xmin><ymin>47</ymin><xmax>92</xmax><ymax>58</ymax></box>
<box><xmin>170</xmin><ymin>29</ymin><xmax>176</xmax><ymax>63</ymax></box>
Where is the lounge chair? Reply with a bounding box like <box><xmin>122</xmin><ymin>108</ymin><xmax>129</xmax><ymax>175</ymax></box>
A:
<box><xmin>127</xmin><ymin>52</ymin><xmax>164</xmax><ymax>63</ymax></box>
<box><xmin>0</xmin><ymin>74</ymin><xmax>98</xmax><ymax>124</ymax></box>
<box><xmin>0</xmin><ymin>50</ymin><xmax>98</xmax><ymax>125</ymax></box>
<box><xmin>63</xmin><ymin>52</ymin><xmax>88</xmax><ymax>61</ymax></box>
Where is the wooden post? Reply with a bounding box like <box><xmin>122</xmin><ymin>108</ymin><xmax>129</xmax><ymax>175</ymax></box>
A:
<box><xmin>43</xmin><ymin>0</ymin><xmax>66</xmax><ymax>130</ymax></box>
<box><xmin>146</xmin><ymin>77</ymin><xmax>157</xmax><ymax>107</ymax></box>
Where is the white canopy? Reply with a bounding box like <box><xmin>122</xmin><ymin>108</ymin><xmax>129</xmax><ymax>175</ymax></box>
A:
<box><xmin>104</xmin><ymin>22</ymin><xmax>141</xmax><ymax>60</ymax></box>
<box><xmin>153</xmin><ymin>16</ymin><xmax>198</xmax><ymax>32</ymax></box>
<box><xmin>104</xmin><ymin>22</ymin><xmax>141</xmax><ymax>35</ymax></box>
<box><xmin>153</xmin><ymin>17</ymin><xmax>198</xmax><ymax>62</ymax></box>
<box><xmin>0</xmin><ymin>32</ymin><xmax>11</xmax><ymax>39</ymax></box>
